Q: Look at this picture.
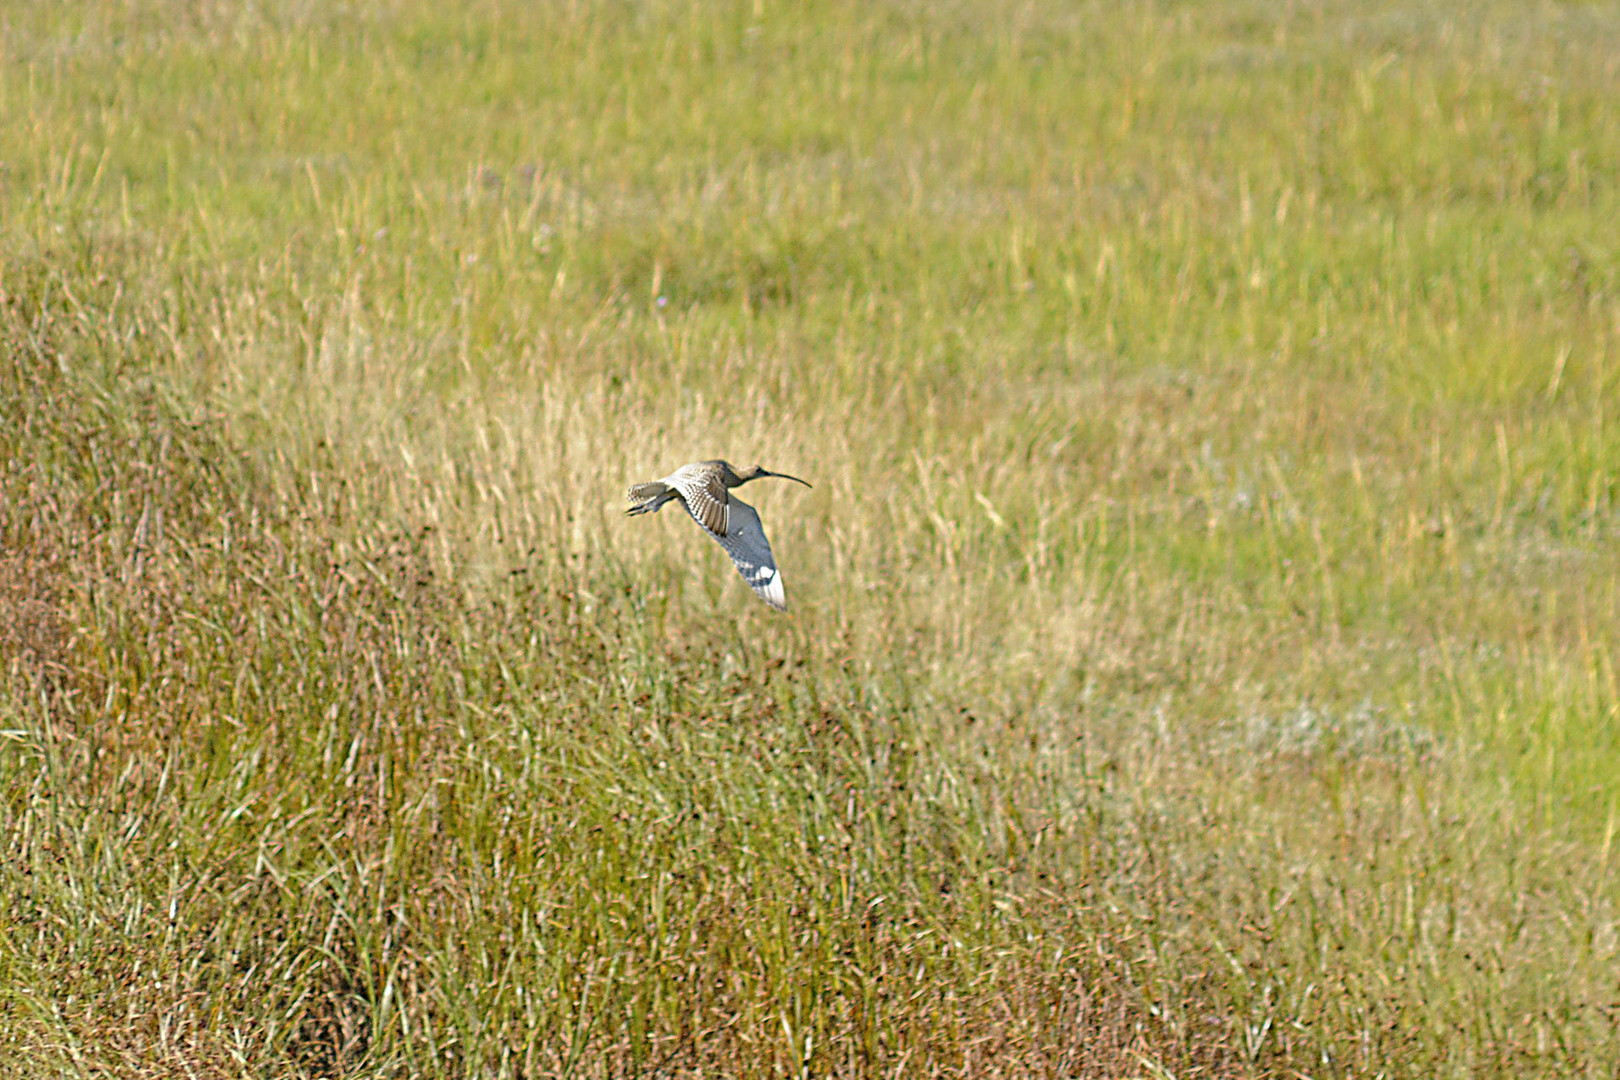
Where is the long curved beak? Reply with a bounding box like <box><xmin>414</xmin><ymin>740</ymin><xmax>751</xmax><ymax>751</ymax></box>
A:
<box><xmin>765</xmin><ymin>470</ymin><xmax>812</xmax><ymax>489</ymax></box>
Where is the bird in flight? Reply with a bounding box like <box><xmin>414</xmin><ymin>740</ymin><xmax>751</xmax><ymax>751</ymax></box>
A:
<box><xmin>625</xmin><ymin>459</ymin><xmax>811</xmax><ymax>610</ymax></box>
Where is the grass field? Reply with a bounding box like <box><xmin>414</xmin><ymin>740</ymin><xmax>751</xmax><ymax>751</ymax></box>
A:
<box><xmin>2</xmin><ymin>0</ymin><xmax>1619</xmax><ymax>1075</ymax></box>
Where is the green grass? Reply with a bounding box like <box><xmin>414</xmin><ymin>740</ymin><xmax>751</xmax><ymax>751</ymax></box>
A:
<box><xmin>2</xmin><ymin>0</ymin><xmax>1619</xmax><ymax>1075</ymax></box>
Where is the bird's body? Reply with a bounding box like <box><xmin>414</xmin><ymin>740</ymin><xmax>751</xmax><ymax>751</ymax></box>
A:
<box><xmin>625</xmin><ymin>460</ymin><xmax>810</xmax><ymax>610</ymax></box>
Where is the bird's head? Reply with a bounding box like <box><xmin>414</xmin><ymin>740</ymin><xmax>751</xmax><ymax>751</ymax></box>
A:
<box><xmin>747</xmin><ymin>464</ymin><xmax>812</xmax><ymax>489</ymax></box>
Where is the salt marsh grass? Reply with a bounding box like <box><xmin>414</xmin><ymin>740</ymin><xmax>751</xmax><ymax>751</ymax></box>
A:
<box><xmin>2</xmin><ymin>0</ymin><xmax>1619</xmax><ymax>1075</ymax></box>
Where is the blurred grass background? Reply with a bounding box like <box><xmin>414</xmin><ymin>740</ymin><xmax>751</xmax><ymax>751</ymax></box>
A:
<box><xmin>1</xmin><ymin>0</ymin><xmax>1618</xmax><ymax>1075</ymax></box>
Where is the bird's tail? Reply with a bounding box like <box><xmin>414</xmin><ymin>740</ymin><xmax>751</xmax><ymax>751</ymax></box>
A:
<box><xmin>625</xmin><ymin>481</ymin><xmax>672</xmax><ymax>515</ymax></box>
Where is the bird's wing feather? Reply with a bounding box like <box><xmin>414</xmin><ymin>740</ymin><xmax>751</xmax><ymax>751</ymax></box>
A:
<box><xmin>669</xmin><ymin>465</ymin><xmax>730</xmax><ymax>536</ymax></box>
<box><xmin>705</xmin><ymin>495</ymin><xmax>786</xmax><ymax>610</ymax></box>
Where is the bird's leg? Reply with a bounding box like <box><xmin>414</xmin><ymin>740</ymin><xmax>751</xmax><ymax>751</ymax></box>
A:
<box><xmin>625</xmin><ymin>482</ymin><xmax>678</xmax><ymax>516</ymax></box>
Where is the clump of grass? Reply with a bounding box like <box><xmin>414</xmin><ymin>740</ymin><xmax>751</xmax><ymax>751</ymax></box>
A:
<box><xmin>0</xmin><ymin>314</ymin><xmax>1168</xmax><ymax>1075</ymax></box>
<box><xmin>3</xmin><ymin>0</ymin><xmax>1620</xmax><ymax>1076</ymax></box>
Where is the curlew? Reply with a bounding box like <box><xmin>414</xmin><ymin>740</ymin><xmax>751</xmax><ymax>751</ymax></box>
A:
<box><xmin>625</xmin><ymin>460</ymin><xmax>811</xmax><ymax>611</ymax></box>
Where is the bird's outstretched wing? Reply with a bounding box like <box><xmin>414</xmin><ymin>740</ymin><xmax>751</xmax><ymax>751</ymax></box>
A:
<box><xmin>705</xmin><ymin>495</ymin><xmax>786</xmax><ymax>610</ymax></box>
<box><xmin>668</xmin><ymin>464</ymin><xmax>730</xmax><ymax>536</ymax></box>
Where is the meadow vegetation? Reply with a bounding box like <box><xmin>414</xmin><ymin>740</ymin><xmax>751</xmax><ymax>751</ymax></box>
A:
<box><xmin>2</xmin><ymin>0</ymin><xmax>1619</xmax><ymax>1075</ymax></box>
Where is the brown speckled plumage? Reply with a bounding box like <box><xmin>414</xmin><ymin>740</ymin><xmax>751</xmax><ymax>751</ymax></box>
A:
<box><xmin>625</xmin><ymin>460</ymin><xmax>811</xmax><ymax>610</ymax></box>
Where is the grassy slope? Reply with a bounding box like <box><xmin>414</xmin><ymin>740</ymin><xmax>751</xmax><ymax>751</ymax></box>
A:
<box><xmin>1</xmin><ymin>0</ymin><xmax>1618</xmax><ymax>1075</ymax></box>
